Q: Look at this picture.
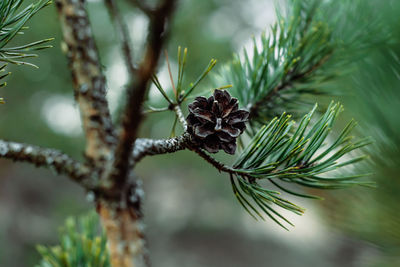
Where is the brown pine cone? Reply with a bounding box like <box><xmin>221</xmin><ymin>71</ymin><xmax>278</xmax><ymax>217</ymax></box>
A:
<box><xmin>187</xmin><ymin>89</ymin><xmax>249</xmax><ymax>154</ymax></box>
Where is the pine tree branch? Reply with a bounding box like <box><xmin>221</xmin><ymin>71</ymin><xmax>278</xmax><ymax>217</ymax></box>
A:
<box><xmin>111</xmin><ymin>0</ymin><xmax>176</xmax><ymax>186</ymax></box>
<box><xmin>189</xmin><ymin>147</ymin><xmax>230</xmax><ymax>172</ymax></box>
<box><xmin>131</xmin><ymin>130</ymin><xmax>242</xmax><ymax>178</ymax></box>
<box><xmin>131</xmin><ymin>133</ymin><xmax>240</xmax><ymax>178</ymax></box>
<box><xmin>229</xmin><ymin>103</ymin><xmax>374</xmax><ymax>226</ymax></box>
<box><xmin>132</xmin><ymin>133</ymin><xmax>191</xmax><ymax>164</ymax></box>
<box><xmin>188</xmin><ymin>146</ymin><xmax>252</xmax><ymax>179</ymax></box>
<box><xmin>105</xmin><ymin>0</ymin><xmax>136</xmax><ymax>76</ymax></box>
<box><xmin>0</xmin><ymin>140</ymin><xmax>94</xmax><ymax>187</ymax></box>
<box><xmin>55</xmin><ymin>0</ymin><xmax>115</xmax><ymax>162</ymax></box>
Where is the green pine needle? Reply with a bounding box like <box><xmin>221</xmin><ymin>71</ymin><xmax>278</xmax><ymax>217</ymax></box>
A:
<box><xmin>216</xmin><ymin>0</ymin><xmax>345</xmax><ymax>127</ymax></box>
<box><xmin>0</xmin><ymin>0</ymin><xmax>52</xmax><ymax>79</ymax></box>
<box><xmin>230</xmin><ymin>102</ymin><xmax>373</xmax><ymax>228</ymax></box>
<box><xmin>149</xmin><ymin>47</ymin><xmax>218</xmax><ymax>107</ymax></box>
<box><xmin>181</xmin><ymin>58</ymin><xmax>217</xmax><ymax>101</ymax></box>
<box><xmin>36</xmin><ymin>211</ymin><xmax>110</xmax><ymax>267</ymax></box>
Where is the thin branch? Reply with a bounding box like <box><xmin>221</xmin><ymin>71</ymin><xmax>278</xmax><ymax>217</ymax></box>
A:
<box><xmin>173</xmin><ymin>104</ymin><xmax>187</xmax><ymax>131</ymax></box>
<box><xmin>142</xmin><ymin>106</ymin><xmax>169</xmax><ymax>114</ymax></box>
<box><xmin>132</xmin><ymin>131</ymin><xmax>247</xmax><ymax>180</ymax></box>
<box><xmin>132</xmin><ymin>133</ymin><xmax>191</xmax><ymax>163</ymax></box>
<box><xmin>55</xmin><ymin>0</ymin><xmax>116</xmax><ymax>162</ymax></box>
<box><xmin>0</xmin><ymin>140</ymin><xmax>95</xmax><ymax>187</ymax></box>
<box><xmin>111</xmin><ymin>0</ymin><xmax>176</xmax><ymax>186</ymax></box>
<box><xmin>105</xmin><ymin>0</ymin><xmax>136</xmax><ymax>76</ymax></box>
<box><xmin>188</xmin><ymin>146</ymin><xmax>249</xmax><ymax>178</ymax></box>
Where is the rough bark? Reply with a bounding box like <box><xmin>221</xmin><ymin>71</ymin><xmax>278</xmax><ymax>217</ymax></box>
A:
<box><xmin>98</xmin><ymin>201</ymin><xmax>147</xmax><ymax>267</ymax></box>
<box><xmin>55</xmin><ymin>0</ymin><xmax>115</xmax><ymax>163</ymax></box>
<box><xmin>132</xmin><ymin>133</ymin><xmax>191</xmax><ymax>163</ymax></box>
<box><xmin>173</xmin><ymin>104</ymin><xmax>188</xmax><ymax>131</ymax></box>
<box><xmin>0</xmin><ymin>139</ymin><xmax>94</xmax><ymax>186</ymax></box>
<box><xmin>111</xmin><ymin>0</ymin><xmax>176</xmax><ymax>188</ymax></box>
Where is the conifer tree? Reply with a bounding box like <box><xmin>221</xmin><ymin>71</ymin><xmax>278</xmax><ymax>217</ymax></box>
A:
<box><xmin>0</xmin><ymin>0</ymin><xmax>382</xmax><ymax>266</ymax></box>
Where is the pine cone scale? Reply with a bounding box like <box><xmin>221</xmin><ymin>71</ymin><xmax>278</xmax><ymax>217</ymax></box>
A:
<box><xmin>194</xmin><ymin>124</ymin><xmax>214</xmax><ymax>138</ymax></box>
<box><xmin>217</xmin><ymin>131</ymin><xmax>235</xmax><ymax>142</ymax></box>
<box><xmin>221</xmin><ymin>124</ymin><xmax>241</xmax><ymax>137</ymax></box>
<box><xmin>192</xmin><ymin>108</ymin><xmax>214</xmax><ymax>122</ymax></box>
<box><xmin>221</xmin><ymin>142</ymin><xmax>236</xmax><ymax>155</ymax></box>
<box><xmin>222</xmin><ymin>101</ymin><xmax>238</xmax><ymax>118</ymax></box>
<box><xmin>228</xmin><ymin>110</ymin><xmax>249</xmax><ymax>124</ymax></box>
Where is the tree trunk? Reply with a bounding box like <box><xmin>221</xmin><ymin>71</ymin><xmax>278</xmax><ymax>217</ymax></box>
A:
<box><xmin>98</xmin><ymin>202</ymin><xmax>147</xmax><ymax>267</ymax></box>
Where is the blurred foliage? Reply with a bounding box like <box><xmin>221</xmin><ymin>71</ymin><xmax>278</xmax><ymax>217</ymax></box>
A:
<box><xmin>305</xmin><ymin>0</ymin><xmax>400</xmax><ymax>265</ymax></box>
<box><xmin>36</xmin><ymin>211</ymin><xmax>109</xmax><ymax>267</ymax></box>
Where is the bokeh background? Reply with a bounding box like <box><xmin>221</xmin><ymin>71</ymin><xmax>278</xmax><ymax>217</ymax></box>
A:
<box><xmin>1</xmin><ymin>0</ymin><xmax>399</xmax><ymax>266</ymax></box>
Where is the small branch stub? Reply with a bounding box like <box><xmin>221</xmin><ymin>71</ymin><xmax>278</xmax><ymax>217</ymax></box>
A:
<box><xmin>187</xmin><ymin>89</ymin><xmax>249</xmax><ymax>154</ymax></box>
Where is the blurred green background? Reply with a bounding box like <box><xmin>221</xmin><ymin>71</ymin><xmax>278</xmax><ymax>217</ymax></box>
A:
<box><xmin>0</xmin><ymin>0</ymin><xmax>399</xmax><ymax>266</ymax></box>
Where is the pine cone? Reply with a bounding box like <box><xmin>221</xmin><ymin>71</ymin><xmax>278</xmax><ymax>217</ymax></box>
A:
<box><xmin>187</xmin><ymin>89</ymin><xmax>249</xmax><ymax>154</ymax></box>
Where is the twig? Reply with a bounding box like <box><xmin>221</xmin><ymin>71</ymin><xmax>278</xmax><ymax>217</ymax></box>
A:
<box><xmin>188</xmin><ymin>145</ymin><xmax>250</xmax><ymax>178</ymax></box>
<box><xmin>55</xmin><ymin>0</ymin><xmax>115</xmax><ymax>162</ymax></box>
<box><xmin>111</xmin><ymin>0</ymin><xmax>176</xmax><ymax>187</ymax></box>
<box><xmin>132</xmin><ymin>133</ymin><xmax>191</xmax><ymax>163</ymax></box>
<box><xmin>142</xmin><ymin>106</ymin><xmax>169</xmax><ymax>114</ymax></box>
<box><xmin>0</xmin><ymin>140</ymin><xmax>95</xmax><ymax>187</ymax></box>
<box><xmin>105</xmin><ymin>0</ymin><xmax>136</xmax><ymax>76</ymax></box>
<box><xmin>131</xmin><ymin>130</ymin><xmax>247</xmax><ymax>179</ymax></box>
<box><xmin>173</xmin><ymin>104</ymin><xmax>187</xmax><ymax>131</ymax></box>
